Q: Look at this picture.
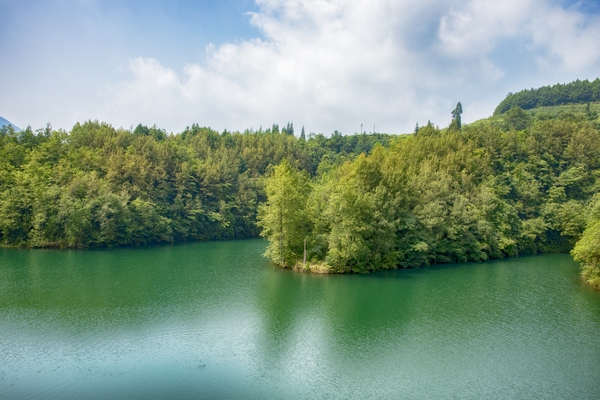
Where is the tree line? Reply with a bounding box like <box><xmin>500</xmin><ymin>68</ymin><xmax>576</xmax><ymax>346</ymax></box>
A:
<box><xmin>2</xmin><ymin>95</ymin><xmax>600</xmax><ymax>289</ymax></box>
<box><xmin>0</xmin><ymin>121</ymin><xmax>389</xmax><ymax>248</ymax></box>
<box><xmin>494</xmin><ymin>78</ymin><xmax>600</xmax><ymax>115</ymax></box>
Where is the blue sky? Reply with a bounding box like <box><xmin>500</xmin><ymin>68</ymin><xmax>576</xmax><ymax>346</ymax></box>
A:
<box><xmin>1</xmin><ymin>0</ymin><xmax>599</xmax><ymax>134</ymax></box>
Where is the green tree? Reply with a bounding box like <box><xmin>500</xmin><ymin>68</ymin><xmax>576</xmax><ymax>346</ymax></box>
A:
<box><xmin>572</xmin><ymin>220</ymin><xmax>600</xmax><ymax>289</ymax></box>
<box><xmin>586</xmin><ymin>102</ymin><xmax>598</xmax><ymax>121</ymax></box>
<box><xmin>450</xmin><ymin>102</ymin><xmax>463</xmax><ymax>131</ymax></box>
<box><xmin>257</xmin><ymin>160</ymin><xmax>311</xmax><ymax>267</ymax></box>
<box><xmin>324</xmin><ymin>153</ymin><xmax>398</xmax><ymax>272</ymax></box>
<box><xmin>504</xmin><ymin>106</ymin><xmax>531</xmax><ymax>130</ymax></box>
<box><xmin>572</xmin><ymin>195</ymin><xmax>600</xmax><ymax>289</ymax></box>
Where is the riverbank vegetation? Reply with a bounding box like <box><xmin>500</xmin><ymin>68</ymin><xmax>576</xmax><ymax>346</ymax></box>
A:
<box><xmin>2</xmin><ymin>79</ymin><xmax>600</xmax><ymax>288</ymax></box>
<box><xmin>0</xmin><ymin>121</ymin><xmax>389</xmax><ymax>248</ymax></box>
<box><xmin>260</xmin><ymin>110</ymin><xmax>600</xmax><ymax>276</ymax></box>
<box><xmin>257</xmin><ymin>82</ymin><xmax>600</xmax><ymax>288</ymax></box>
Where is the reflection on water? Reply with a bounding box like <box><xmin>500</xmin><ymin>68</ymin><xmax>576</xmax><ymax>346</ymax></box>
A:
<box><xmin>1</xmin><ymin>241</ymin><xmax>599</xmax><ymax>399</ymax></box>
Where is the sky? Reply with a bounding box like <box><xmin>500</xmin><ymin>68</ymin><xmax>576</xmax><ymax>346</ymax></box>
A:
<box><xmin>1</xmin><ymin>0</ymin><xmax>600</xmax><ymax>135</ymax></box>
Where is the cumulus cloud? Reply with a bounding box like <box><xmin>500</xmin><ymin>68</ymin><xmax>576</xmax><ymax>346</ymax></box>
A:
<box><xmin>438</xmin><ymin>0</ymin><xmax>534</xmax><ymax>58</ymax></box>
<box><xmin>101</xmin><ymin>0</ymin><xmax>600</xmax><ymax>134</ymax></box>
<box><xmin>528</xmin><ymin>3</ymin><xmax>600</xmax><ymax>71</ymax></box>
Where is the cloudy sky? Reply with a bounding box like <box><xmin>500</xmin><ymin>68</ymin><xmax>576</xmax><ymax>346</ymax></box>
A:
<box><xmin>1</xmin><ymin>0</ymin><xmax>599</xmax><ymax>135</ymax></box>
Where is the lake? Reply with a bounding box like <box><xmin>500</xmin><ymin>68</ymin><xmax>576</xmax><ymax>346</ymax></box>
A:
<box><xmin>1</xmin><ymin>239</ymin><xmax>599</xmax><ymax>399</ymax></box>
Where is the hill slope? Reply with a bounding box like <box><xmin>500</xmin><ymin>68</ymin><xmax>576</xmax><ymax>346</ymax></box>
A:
<box><xmin>494</xmin><ymin>78</ymin><xmax>600</xmax><ymax>115</ymax></box>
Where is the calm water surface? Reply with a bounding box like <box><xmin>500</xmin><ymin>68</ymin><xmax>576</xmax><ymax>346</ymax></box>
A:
<box><xmin>1</xmin><ymin>239</ymin><xmax>599</xmax><ymax>399</ymax></box>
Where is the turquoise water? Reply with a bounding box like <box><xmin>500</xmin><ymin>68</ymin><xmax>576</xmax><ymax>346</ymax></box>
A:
<box><xmin>1</xmin><ymin>239</ymin><xmax>599</xmax><ymax>398</ymax></box>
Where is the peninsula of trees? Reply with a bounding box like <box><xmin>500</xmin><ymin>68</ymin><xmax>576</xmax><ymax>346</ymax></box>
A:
<box><xmin>1</xmin><ymin>79</ymin><xmax>600</xmax><ymax>289</ymax></box>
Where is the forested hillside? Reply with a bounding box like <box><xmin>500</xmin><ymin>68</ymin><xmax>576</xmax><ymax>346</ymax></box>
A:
<box><xmin>2</xmin><ymin>82</ymin><xmax>600</xmax><ymax>289</ymax></box>
<box><xmin>0</xmin><ymin>121</ymin><xmax>389</xmax><ymax>248</ymax></box>
<box><xmin>258</xmin><ymin>110</ymin><xmax>600</xmax><ymax>289</ymax></box>
<box><xmin>494</xmin><ymin>78</ymin><xmax>600</xmax><ymax>115</ymax></box>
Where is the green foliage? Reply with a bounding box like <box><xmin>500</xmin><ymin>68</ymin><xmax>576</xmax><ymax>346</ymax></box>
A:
<box><xmin>0</xmin><ymin>121</ymin><xmax>323</xmax><ymax>248</ymax></box>
<box><xmin>4</xmin><ymin>85</ymin><xmax>600</xmax><ymax>290</ymax></box>
<box><xmin>0</xmin><ymin>116</ymin><xmax>392</xmax><ymax>251</ymax></box>
<box><xmin>257</xmin><ymin>160</ymin><xmax>310</xmax><ymax>267</ymax></box>
<box><xmin>572</xmin><ymin>195</ymin><xmax>600</xmax><ymax>289</ymax></box>
<box><xmin>450</xmin><ymin>102</ymin><xmax>463</xmax><ymax>131</ymax></box>
<box><xmin>494</xmin><ymin>78</ymin><xmax>600</xmax><ymax>115</ymax></box>
<box><xmin>504</xmin><ymin>107</ymin><xmax>531</xmax><ymax>130</ymax></box>
<box><xmin>320</xmin><ymin>153</ymin><xmax>398</xmax><ymax>272</ymax></box>
<box><xmin>572</xmin><ymin>219</ymin><xmax>600</xmax><ymax>289</ymax></box>
<box><xmin>257</xmin><ymin>111</ymin><xmax>600</xmax><ymax>283</ymax></box>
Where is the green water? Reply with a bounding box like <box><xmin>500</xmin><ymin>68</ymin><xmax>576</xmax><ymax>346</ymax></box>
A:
<box><xmin>1</xmin><ymin>239</ymin><xmax>599</xmax><ymax>399</ymax></box>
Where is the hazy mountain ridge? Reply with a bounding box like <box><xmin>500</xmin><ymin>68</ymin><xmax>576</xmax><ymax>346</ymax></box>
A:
<box><xmin>0</xmin><ymin>116</ymin><xmax>21</xmax><ymax>131</ymax></box>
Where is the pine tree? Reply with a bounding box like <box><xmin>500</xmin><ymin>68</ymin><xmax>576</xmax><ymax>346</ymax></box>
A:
<box><xmin>450</xmin><ymin>102</ymin><xmax>463</xmax><ymax>131</ymax></box>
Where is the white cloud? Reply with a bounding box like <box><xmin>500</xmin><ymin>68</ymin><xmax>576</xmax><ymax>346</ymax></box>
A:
<box><xmin>97</xmin><ymin>0</ymin><xmax>600</xmax><ymax>134</ymax></box>
<box><xmin>529</xmin><ymin>3</ymin><xmax>600</xmax><ymax>72</ymax></box>
<box><xmin>438</xmin><ymin>0</ymin><xmax>535</xmax><ymax>58</ymax></box>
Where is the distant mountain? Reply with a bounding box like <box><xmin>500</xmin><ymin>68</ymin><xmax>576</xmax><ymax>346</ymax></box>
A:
<box><xmin>0</xmin><ymin>116</ymin><xmax>21</xmax><ymax>131</ymax></box>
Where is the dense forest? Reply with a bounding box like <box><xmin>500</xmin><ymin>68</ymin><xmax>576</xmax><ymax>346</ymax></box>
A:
<box><xmin>0</xmin><ymin>121</ymin><xmax>389</xmax><ymax>247</ymax></box>
<box><xmin>494</xmin><ymin>78</ymin><xmax>600</xmax><ymax>115</ymax></box>
<box><xmin>2</xmin><ymin>81</ymin><xmax>600</xmax><ymax>289</ymax></box>
<box><xmin>258</xmin><ymin>104</ymin><xmax>600</xmax><ymax>289</ymax></box>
